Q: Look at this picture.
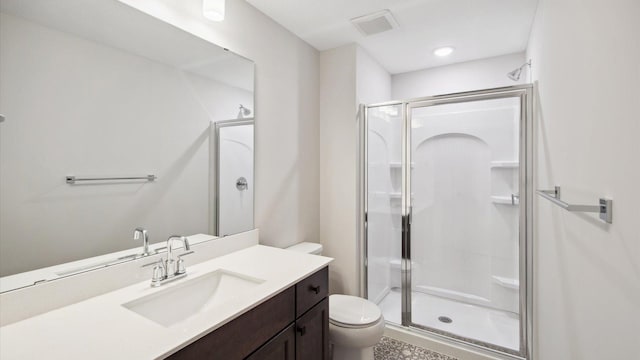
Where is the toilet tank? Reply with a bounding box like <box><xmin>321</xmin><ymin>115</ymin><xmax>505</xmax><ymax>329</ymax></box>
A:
<box><xmin>286</xmin><ymin>242</ymin><xmax>323</xmax><ymax>255</ymax></box>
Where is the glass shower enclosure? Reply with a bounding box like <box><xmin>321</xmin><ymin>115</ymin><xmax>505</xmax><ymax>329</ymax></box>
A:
<box><xmin>359</xmin><ymin>85</ymin><xmax>533</xmax><ymax>358</ymax></box>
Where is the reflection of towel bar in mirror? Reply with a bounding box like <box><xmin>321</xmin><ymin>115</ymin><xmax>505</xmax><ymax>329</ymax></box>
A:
<box><xmin>536</xmin><ymin>186</ymin><xmax>612</xmax><ymax>224</ymax></box>
<box><xmin>66</xmin><ymin>175</ymin><xmax>157</xmax><ymax>184</ymax></box>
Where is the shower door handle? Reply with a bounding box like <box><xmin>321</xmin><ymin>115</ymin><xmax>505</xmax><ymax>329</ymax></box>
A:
<box><xmin>236</xmin><ymin>177</ymin><xmax>248</xmax><ymax>191</ymax></box>
<box><xmin>511</xmin><ymin>194</ymin><xmax>520</xmax><ymax>205</ymax></box>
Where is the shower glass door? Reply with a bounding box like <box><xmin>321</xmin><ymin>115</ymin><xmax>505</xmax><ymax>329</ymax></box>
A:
<box><xmin>364</xmin><ymin>104</ymin><xmax>404</xmax><ymax>324</ymax></box>
<box><xmin>405</xmin><ymin>90</ymin><xmax>530</xmax><ymax>356</ymax></box>
<box><xmin>362</xmin><ymin>86</ymin><xmax>532</xmax><ymax>358</ymax></box>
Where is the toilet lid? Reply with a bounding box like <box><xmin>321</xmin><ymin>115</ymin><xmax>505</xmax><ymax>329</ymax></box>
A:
<box><xmin>329</xmin><ymin>295</ymin><xmax>381</xmax><ymax>327</ymax></box>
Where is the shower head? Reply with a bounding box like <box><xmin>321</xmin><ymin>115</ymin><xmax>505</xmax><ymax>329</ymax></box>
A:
<box><xmin>237</xmin><ymin>104</ymin><xmax>252</xmax><ymax>119</ymax></box>
<box><xmin>507</xmin><ymin>60</ymin><xmax>531</xmax><ymax>81</ymax></box>
<box><xmin>507</xmin><ymin>68</ymin><xmax>523</xmax><ymax>81</ymax></box>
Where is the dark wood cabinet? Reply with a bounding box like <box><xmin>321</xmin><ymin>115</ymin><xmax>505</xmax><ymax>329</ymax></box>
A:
<box><xmin>166</xmin><ymin>266</ymin><xmax>328</xmax><ymax>360</ymax></box>
<box><xmin>295</xmin><ymin>267</ymin><xmax>328</xmax><ymax>317</ymax></box>
<box><xmin>295</xmin><ymin>298</ymin><xmax>329</xmax><ymax>360</ymax></box>
<box><xmin>246</xmin><ymin>325</ymin><xmax>295</xmax><ymax>360</ymax></box>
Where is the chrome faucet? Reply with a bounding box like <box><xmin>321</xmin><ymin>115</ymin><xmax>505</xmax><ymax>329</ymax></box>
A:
<box><xmin>145</xmin><ymin>235</ymin><xmax>193</xmax><ymax>287</ymax></box>
<box><xmin>165</xmin><ymin>235</ymin><xmax>191</xmax><ymax>277</ymax></box>
<box><xmin>133</xmin><ymin>227</ymin><xmax>151</xmax><ymax>256</ymax></box>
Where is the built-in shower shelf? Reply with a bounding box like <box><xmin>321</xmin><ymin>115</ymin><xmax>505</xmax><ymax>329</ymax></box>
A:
<box><xmin>369</xmin><ymin>191</ymin><xmax>413</xmax><ymax>200</ymax></box>
<box><xmin>491</xmin><ymin>196</ymin><xmax>519</xmax><ymax>205</ymax></box>
<box><xmin>492</xmin><ymin>276</ymin><xmax>519</xmax><ymax>290</ymax></box>
<box><xmin>389</xmin><ymin>162</ymin><xmax>415</xmax><ymax>169</ymax></box>
<box><xmin>490</xmin><ymin>161</ymin><xmax>519</xmax><ymax>168</ymax></box>
<box><xmin>389</xmin><ymin>192</ymin><xmax>414</xmax><ymax>199</ymax></box>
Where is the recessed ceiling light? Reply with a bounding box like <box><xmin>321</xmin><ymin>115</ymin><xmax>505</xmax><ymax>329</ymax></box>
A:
<box><xmin>434</xmin><ymin>46</ymin><xmax>454</xmax><ymax>57</ymax></box>
<box><xmin>203</xmin><ymin>0</ymin><xmax>225</xmax><ymax>22</ymax></box>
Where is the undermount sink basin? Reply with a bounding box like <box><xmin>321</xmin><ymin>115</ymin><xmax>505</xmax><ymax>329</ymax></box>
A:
<box><xmin>123</xmin><ymin>269</ymin><xmax>265</xmax><ymax>327</ymax></box>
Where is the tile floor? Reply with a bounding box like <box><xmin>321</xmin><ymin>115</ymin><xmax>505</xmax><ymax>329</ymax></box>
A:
<box><xmin>374</xmin><ymin>336</ymin><xmax>457</xmax><ymax>360</ymax></box>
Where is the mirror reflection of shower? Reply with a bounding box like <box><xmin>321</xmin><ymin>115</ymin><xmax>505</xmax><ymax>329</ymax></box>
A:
<box><xmin>215</xmin><ymin>120</ymin><xmax>254</xmax><ymax>236</ymax></box>
<box><xmin>237</xmin><ymin>104</ymin><xmax>252</xmax><ymax>119</ymax></box>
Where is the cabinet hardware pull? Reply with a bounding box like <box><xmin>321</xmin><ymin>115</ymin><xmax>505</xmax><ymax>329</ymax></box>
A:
<box><xmin>310</xmin><ymin>285</ymin><xmax>320</xmax><ymax>294</ymax></box>
<box><xmin>297</xmin><ymin>326</ymin><xmax>306</xmax><ymax>336</ymax></box>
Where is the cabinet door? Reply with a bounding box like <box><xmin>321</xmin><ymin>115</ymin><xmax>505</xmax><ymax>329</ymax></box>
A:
<box><xmin>246</xmin><ymin>324</ymin><xmax>295</xmax><ymax>360</ymax></box>
<box><xmin>295</xmin><ymin>298</ymin><xmax>329</xmax><ymax>360</ymax></box>
<box><xmin>167</xmin><ymin>287</ymin><xmax>295</xmax><ymax>360</ymax></box>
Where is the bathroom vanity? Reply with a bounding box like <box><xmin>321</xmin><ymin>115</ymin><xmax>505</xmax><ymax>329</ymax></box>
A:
<box><xmin>0</xmin><ymin>243</ymin><xmax>332</xmax><ymax>360</ymax></box>
<box><xmin>169</xmin><ymin>267</ymin><xmax>328</xmax><ymax>360</ymax></box>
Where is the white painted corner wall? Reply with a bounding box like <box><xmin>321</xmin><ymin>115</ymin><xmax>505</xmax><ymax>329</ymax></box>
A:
<box><xmin>527</xmin><ymin>0</ymin><xmax>640</xmax><ymax>359</ymax></box>
<box><xmin>119</xmin><ymin>0</ymin><xmax>320</xmax><ymax>249</ymax></box>
<box><xmin>319</xmin><ymin>45</ymin><xmax>390</xmax><ymax>295</ymax></box>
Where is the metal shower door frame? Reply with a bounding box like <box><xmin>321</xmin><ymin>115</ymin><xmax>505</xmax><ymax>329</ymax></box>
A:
<box><xmin>359</xmin><ymin>84</ymin><xmax>533</xmax><ymax>359</ymax></box>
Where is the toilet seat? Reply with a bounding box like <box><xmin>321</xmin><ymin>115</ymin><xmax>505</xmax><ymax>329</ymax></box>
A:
<box><xmin>329</xmin><ymin>318</ymin><xmax>379</xmax><ymax>329</ymax></box>
<box><xmin>329</xmin><ymin>295</ymin><xmax>382</xmax><ymax>328</ymax></box>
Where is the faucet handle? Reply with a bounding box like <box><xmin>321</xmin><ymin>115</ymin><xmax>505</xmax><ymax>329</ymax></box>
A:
<box><xmin>142</xmin><ymin>260</ymin><xmax>165</xmax><ymax>287</ymax></box>
<box><xmin>152</xmin><ymin>262</ymin><xmax>165</xmax><ymax>282</ymax></box>
<box><xmin>176</xmin><ymin>258</ymin><xmax>186</xmax><ymax>275</ymax></box>
<box><xmin>175</xmin><ymin>251</ymin><xmax>194</xmax><ymax>275</ymax></box>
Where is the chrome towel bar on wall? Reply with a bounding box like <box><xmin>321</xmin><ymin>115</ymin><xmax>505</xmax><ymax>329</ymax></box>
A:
<box><xmin>536</xmin><ymin>186</ymin><xmax>613</xmax><ymax>223</ymax></box>
<box><xmin>66</xmin><ymin>175</ymin><xmax>157</xmax><ymax>184</ymax></box>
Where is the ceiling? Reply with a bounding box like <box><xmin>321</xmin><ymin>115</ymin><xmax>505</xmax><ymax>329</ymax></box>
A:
<box><xmin>246</xmin><ymin>0</ymin><xmax>539</xmax><ymax>74</ymax></box>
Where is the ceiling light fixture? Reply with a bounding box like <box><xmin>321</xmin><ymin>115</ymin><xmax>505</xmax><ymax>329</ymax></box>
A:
<box><xmin>433</xmin><ymin>46</ymin><xmax>454</xmax><ymax>57</ymax></box>
<box><xmin>203</xmin><ymin>0</ymin><xmax>225</xmax><ymax>22</ymax></box>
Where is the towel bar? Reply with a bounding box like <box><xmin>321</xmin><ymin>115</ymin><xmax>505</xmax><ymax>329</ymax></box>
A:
<box><xmin>536</xmin><ymin>186</ymin><xmax>612</xmax><ymax>223</ymax></box>
<box><xmin>66</xmin><ymin>175</ymin><xmax>156</xmax><ymax>184</ymax></box>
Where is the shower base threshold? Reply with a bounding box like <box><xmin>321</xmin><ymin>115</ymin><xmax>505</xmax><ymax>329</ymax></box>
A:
<box><xmin>378</xmin><ymin>288</ymin><xmax>520</xmax><ymax>351</ymax></box>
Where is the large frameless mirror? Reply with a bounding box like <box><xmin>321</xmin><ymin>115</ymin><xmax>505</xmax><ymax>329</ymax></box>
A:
<box><xmin>0</xmin><ymin>0</ymin><xmax>255</xmax><ymax>292</ymax></box>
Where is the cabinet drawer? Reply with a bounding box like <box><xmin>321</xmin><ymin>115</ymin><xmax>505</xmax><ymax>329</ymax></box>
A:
<box><xmin>295</xmin><ymin>267</ymin><xmax>328</xmax><ymax>317</ymax></box>
<box><xmin>167</xmin><ymin>286</ymin><xmax>295</xmax><ymax>360</ymax></box>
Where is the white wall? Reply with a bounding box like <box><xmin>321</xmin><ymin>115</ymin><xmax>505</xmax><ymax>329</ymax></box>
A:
<box><xmin>119</xmin><ymin>0</ymin><xmax>320</xmax><ymax>249</ymax></box>
<box><xmin>392</xmin><ymin>53</ymin><xmax>526</xmax><ymax>100</ymax></box>
<box><xmin>356</xmin><ymin>47</ymin><xmax>392</xmax><ymax>105</ymax></box>
<box><xmin>527</xmin><ymin>0</ymin><xmax>640</xmax><ymax>359</ymax></box>
<box><xmin>319</xmin><ymin>45</ymin><xmax>390</xmax><ymax>295</ymax></box>
<box><xmin>0</xmin><ymin>12</ymin><xmax>251</xmax><ymax>275</ymax></box>
<box><xmin>319</xmin><ymin>44</ymin><xmax>358</xmax><ymax>295</ymax></box>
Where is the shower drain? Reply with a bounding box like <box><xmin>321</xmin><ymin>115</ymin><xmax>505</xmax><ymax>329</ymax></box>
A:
<box><xmin>438</xmin><ymin>316</ymin><xmax>453</xmax><ymax>324</ymax></box>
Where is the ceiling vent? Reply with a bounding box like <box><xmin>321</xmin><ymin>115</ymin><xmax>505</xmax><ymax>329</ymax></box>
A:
<box><xmin>350</xmin><ymin>10</ymin><xmax>399</xmax><ymax>37</ymax></box>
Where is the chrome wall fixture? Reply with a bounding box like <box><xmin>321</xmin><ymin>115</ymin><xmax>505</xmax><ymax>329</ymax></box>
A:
<box><xmin>537</xmin><ymin>186</ymin><xmax>613</xmax><ymax>223</ymax></box>
<box><xmin>507</xmin><ymin>60</ymin><xmax>532</xmax><ymax>81</ymax></box>
<box><xmin>237</xmin><ymin>104</ymin><xmax>252</xmax><ymax>119</ymax></box>
<box><xmin>65</xmin><ymin>175</ymin><xmax>156</xmax><ymax>184</ymax></box>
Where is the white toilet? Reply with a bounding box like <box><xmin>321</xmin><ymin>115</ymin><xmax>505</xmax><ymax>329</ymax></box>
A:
<box><xmin>286</xmin><ymin>242</ymin><xmax>385</xmax><ymax>360</ymax></box>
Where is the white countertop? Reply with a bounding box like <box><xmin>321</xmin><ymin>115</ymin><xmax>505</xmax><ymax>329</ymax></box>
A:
<box><xmin>0</xmin><ymin>245</ymin><xmax>332</xmax><ymax>359</ymax></box>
